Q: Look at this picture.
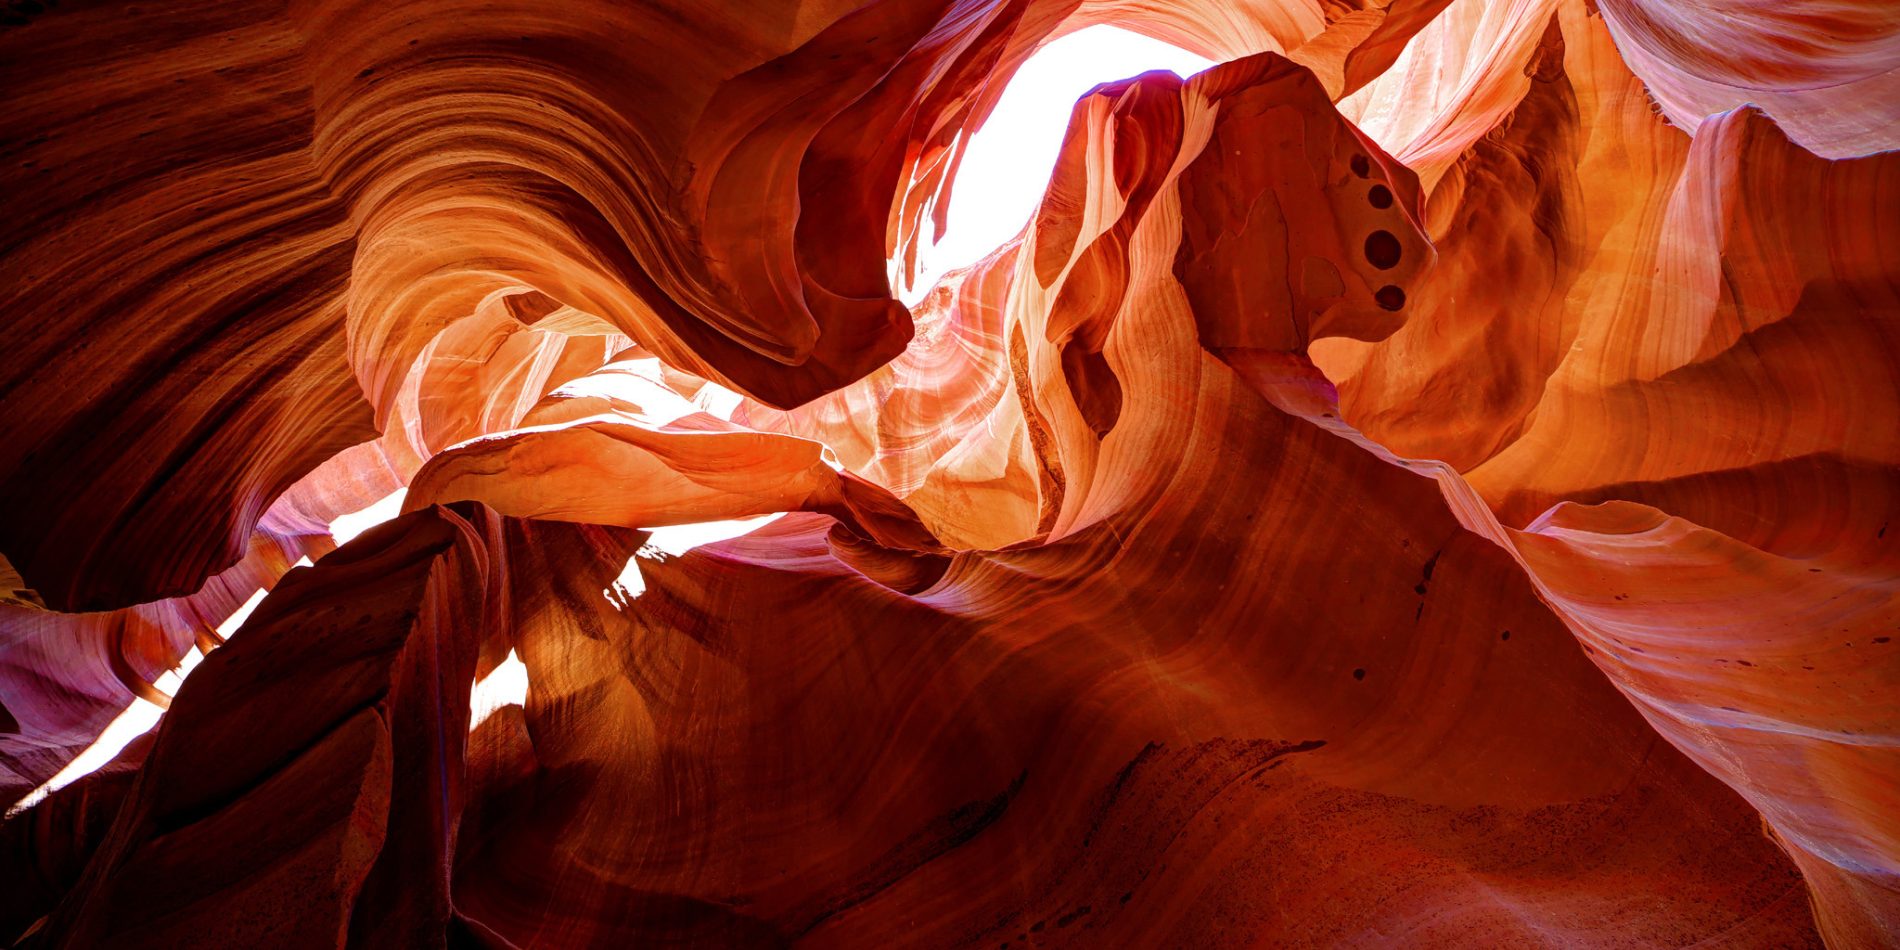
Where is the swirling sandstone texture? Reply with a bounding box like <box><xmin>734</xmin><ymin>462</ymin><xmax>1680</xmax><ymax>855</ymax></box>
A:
<box><xmin>1</xmin><ymin>0</ymin><xmax>1896</xmax><ymax>946</ymax></box>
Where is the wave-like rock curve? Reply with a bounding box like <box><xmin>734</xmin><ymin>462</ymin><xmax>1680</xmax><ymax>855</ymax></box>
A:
<box><xmin>1</xmin><ymin>0</ymin><xmax>1895</xmax><ymax>946</ymax></box>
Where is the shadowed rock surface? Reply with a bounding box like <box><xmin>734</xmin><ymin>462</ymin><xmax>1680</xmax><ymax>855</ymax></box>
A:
<box><xmin>1</xmin><ymin>0</ymin><xmax>1895</xmax><ymax>946</ymax></box>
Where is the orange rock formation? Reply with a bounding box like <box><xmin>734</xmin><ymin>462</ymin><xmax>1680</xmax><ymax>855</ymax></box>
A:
<box><xmin>1</xmin><ymin>0</ymin><xmax>1895</xmax><ymax>946</ymax></box>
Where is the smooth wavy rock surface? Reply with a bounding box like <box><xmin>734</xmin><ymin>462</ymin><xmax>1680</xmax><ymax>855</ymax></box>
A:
<box><xmin>1</xmin><ymin>0</ymin><xmax>1895</xmax><ymax>946</ymax></box>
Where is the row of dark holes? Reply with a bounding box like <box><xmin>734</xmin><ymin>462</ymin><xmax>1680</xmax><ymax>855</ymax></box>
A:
<box><xmin>1350</xmin><ymin>154</ymin><xmax>1406</xmax><ymax>311</ymax></box>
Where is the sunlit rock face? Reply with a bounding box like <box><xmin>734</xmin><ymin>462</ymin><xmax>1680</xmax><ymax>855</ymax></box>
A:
<box><xmin>1</xmin><ymin>1</ymin><xmax>1896</xmax><ymax>946</ymax></box>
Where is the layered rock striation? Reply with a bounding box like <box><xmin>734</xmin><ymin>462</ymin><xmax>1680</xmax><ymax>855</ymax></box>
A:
<box><xmin>1</xmin><ymin>0</ymin><xmax>1895</xmax><ymax>946</ymax></box>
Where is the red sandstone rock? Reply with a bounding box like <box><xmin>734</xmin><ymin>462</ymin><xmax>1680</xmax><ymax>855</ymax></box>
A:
<box><xmin>0</xmin><ymin>0</ymin><xmax>1894</xmax><ymax>946</ymax></box>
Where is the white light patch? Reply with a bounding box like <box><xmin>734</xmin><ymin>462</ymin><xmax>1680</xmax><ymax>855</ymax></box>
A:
<box><xmin>153</xmin><ymin>635</ymin><xmax>207</xmax><ymax>695</ymax></box>
<box><xmin>217</xmin><ymin>585</ymin><xmax>271</xmax><ymax>640</ymax></box>
<box><xmin>644</xmin><ymin>513</ymin><xmax>786</xmax><ymax>557</ymax></box>
<box><xmin>898</xmin><ymin>26</ymin><xmax>1212</xmax><ymax>303</ymax></box>
<box><xmin>601</xmin><ymin>514</ymin><xmax>787</xmax><ymax>612</ymax></box>
<box><xmin>604</xmin><ymin>554</ymin><xmax>647</xmax><ymax>612</ymax></box>
<box><xmin>3</xmin><ymin>643</ymin><xmax>215</xmax><ymax>818</ymax></box>
<box><xmin>5</xmin><ymin>697</ymin><xmax>164</xmax><ymax>817</ymax></box>
<box><xmin>547</xmin><ymin>358</ymin><xmax>701</xmax><ymax>428</ymax></box>
<box><xmin>212</xmin><ymin>555</ymin><xmax>305</xmax><ymax>643</ymax></box>
<box><xmin>693</xmin><ymin>380</ymin><xmax>745</xmax><ymax>420</ymax></box>
<box><xmin>329</xmin><ymin>488</ymin><xmax>408</xmax><ymax>545</ymax></box>
<box><xmin>4</xmin><ymin>554</ymin><xmax>316</xmax><ymax>818</ymax></box>
<box><xmin>469</xmin><ymin>649</ymin><xmax>529</xmax><ymax>732</ymax></box>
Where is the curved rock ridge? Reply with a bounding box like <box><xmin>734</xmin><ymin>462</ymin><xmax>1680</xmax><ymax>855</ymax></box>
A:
<box><xmin>1</xmin><ymin>0</ymin><xmax>1896</xmax><ymax>946</ymax></box>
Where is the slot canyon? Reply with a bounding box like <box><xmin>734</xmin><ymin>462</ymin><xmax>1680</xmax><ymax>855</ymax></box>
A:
<box><xmin>1</xmin><ymin>0</ymin><xmax>1897</xmax><ymax>946</ymax></box>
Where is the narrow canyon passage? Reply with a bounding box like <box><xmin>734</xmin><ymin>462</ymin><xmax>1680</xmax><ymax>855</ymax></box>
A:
<box><xmin>0</xmin><ymin>1</ymin><xmax>1896</xmax><ymax>947</ymax></box>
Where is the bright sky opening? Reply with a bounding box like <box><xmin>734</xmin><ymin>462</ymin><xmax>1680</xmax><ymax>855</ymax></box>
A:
<box><xmin>898</xmin><ymin>25</ymin><xmax>1213</xmax><ymax>304</ymax></box>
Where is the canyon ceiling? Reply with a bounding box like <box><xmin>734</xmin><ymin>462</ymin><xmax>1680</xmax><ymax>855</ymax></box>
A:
<box><xmin>1</xmin><ymin>0</ymin><xmax>1897</xmax><ymax>946</ymax></box>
